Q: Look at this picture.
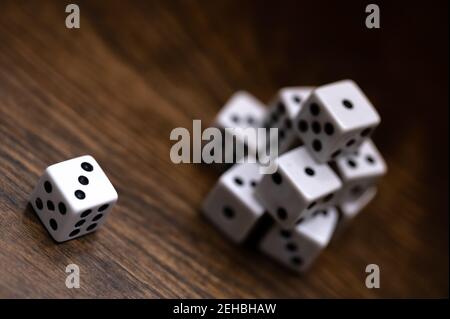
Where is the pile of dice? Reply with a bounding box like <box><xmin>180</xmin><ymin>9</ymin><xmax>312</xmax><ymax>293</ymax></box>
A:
<box><xmin>202</xmin><ymin>80</ymin><xmax>387</xmax><ymax>273</ymax></box>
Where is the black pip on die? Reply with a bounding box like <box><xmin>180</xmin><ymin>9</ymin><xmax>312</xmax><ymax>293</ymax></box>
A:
<box><xmin>30</xmin><ymin>155</ymin><xmax>118</xmax><ymax>242</ymax></box>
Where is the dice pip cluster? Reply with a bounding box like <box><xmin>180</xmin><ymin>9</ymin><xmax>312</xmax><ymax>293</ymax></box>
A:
<box><xmin>202</xmin><ymin>80</ymin><xmax>387</xmax><ymax>273</ymax></box>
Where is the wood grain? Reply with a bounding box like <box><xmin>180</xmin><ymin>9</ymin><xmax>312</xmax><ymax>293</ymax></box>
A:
<box><xmin>0</xmin><ymin>0</ymin><xmax>448</xmax><ymax>298</ymax></box>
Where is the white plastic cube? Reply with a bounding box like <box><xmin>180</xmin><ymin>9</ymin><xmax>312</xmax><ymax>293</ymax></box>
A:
<box><xmin>294</xmin><ymin>80</ymin><xmax>380</xmax><ymax>163</ymax></box>
<box><xmin>334</xmin><ymin>139</ymin><xmax>386</xmax><ymax>202</ymax></box>
<box><xmin>264</xmin><ymin>87</ymin><xmax>313</xmax><ymax>153</ymax></box>
<box><xmin>30</xmin><ymin>155</ymin><xmax>118</xmax><ymax>242</ymax></box>
<box><xmin>202</xmin><ymin>162</ymin><xmax>265</xmax><ymax>243</ymax></box>
<box><xmin>260</xmin><ymin>207</ymin><xmax>338</xmax><ymax>273</ymax></box>
<box><xmin>340</xmin><ymin>187</ymin><xmax>377</xmax><ymax>222</ymax></box>
<box><xmin>255</xmin><ymin>146</ymin><xmax>342</xmax><ymax>227</ymax></box>
<box><xmin>213</xmin><ymin>91</ymin><xmax>267</xmax><ymax>162</ymax></box>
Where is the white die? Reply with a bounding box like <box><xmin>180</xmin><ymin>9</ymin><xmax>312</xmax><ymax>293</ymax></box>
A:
<box><xmin>294</xmin><ymin>80</ymin><xmax>380</xmax><ymax>163</ymax></box>
<box><xmin>334</xmin><ymin>139</ymin><xmax>386</xmax><ymax>202</ymax></box>
<box><xmin>213</xmin><ymin>91</ymin><xmax>267</xmax><ymax>162</ymax></box>
<box><xmin>264</xmin><ymin>87</ymin><xmax>314</xmax><ymax>153</ymax></box>
<box><xmin>30</xmin><ymin>155</ymin><xmax>118</xmax><ymax>242</ymax></box>
<box><xmin>260</xmin><ymin>207</ymin><xmax>338</xmax><ymax>273</ymax></box>
<box><xmin>336</xmin><ymin>187</ymin><xmax>377</xmax><ymax>236</ymax></box>
<box><xmin>255</xmin><ymin>146</ymin><xmax>342</xmax><ymax>227</ymax></box>
<box><xmin>202</xmin><ymin>162</ymin><xmax>265</xmax><ymax>243</ymax></box>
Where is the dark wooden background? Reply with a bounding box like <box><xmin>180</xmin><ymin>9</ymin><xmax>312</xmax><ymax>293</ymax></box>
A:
<box><xmin>0</xmin><ymin>0</ymin><xmax>448</xmax><ymax>298</ymax></box>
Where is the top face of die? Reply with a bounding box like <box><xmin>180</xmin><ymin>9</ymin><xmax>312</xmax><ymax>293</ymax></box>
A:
<box><xmin>214</xmin><ymin>91</ymin><xmax>266</xmax><ymax>129</ymax></box>
<box><xmin>314</xmin><ymin>80</ymin><xmax>380</xmax><ymax>131</ymax></box>
<box><xmin>335</xmin><ymin>139</ymin><xmax>387</xmax><ymax>181</ymax></box>
<box><xmin>46</xmin><ymin>155</ymin><xmax>118</xmax><ymax>213</ymax></box>
<box><xmin>221</xmin><ymin>162</ymin><xmax>264</xmax><ymax>213</ymax></box>
<box><xmin>278</xmin><ymin>147</ymin><xmax>342</xmax><ymax>200</ymax></box>
<box><xmin>296</xmin><ymin>207</ymin><xmax>338</xmax><ymax>246</ymax></box>
<box><xmin>274</xmin><ymin>87</ymin><xmax>314</xmax><ymax>118</ymax></box>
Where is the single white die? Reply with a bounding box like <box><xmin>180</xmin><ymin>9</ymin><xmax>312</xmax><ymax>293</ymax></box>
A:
<box><xmin>260</xmin><ymin>207</ymin><xmax>338</xmax><ymax>273</ymax></box>
<box><xmin>30</xmin><ymin>155</ymin><xmax>118</xmax><ymax>242</ymax></box>
<box><xmin>202</xmin><ymin>162</ymin><xmax>265</xmax><ymax>243</ymax></box>
<box><xmin>212</xmin><ymin>91</ymin><xmax>267</xmax><ymax>162</ymax></box>
<box><xmin>294</xmin><ymin>80</ymin><xmax>380</xmax><ymax>163</ymax></box>
<box><xmin>255</xmin><ymin>146</ymin><xmax>342</xmax><ymax>227</ymax></box>
<box><xmin>264</xmin><ymin>87</ymin><xmax>314</xmax><ymax>153</ymax></box>
<box><xmin>333</xmin><ymin>139</ymin><xmax>386</xmax><ymax>202</ymax></box>
<box><xmin>335</xmin><ymin>187</ymin><xmax>377</xmax><ymax>237</ymax></box>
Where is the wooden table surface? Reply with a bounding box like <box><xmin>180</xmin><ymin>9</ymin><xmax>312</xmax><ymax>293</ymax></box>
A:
<box><xmin>0</xmin><ymin>0</ymin><xmax>448</xmax><ymax>298</ymax></box>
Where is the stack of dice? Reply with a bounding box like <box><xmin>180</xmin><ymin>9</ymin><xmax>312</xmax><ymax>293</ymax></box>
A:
<box><xmin>202</xmin><ymin>80</ymin><xmax>387</xmax><ymax>273</ymax></box>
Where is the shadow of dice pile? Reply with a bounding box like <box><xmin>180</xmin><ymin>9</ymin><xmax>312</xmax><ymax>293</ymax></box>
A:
<box><xmin>202</xmin><ymin>80</ymin><xmax>387</xmax><ymax>273</ymax></box>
